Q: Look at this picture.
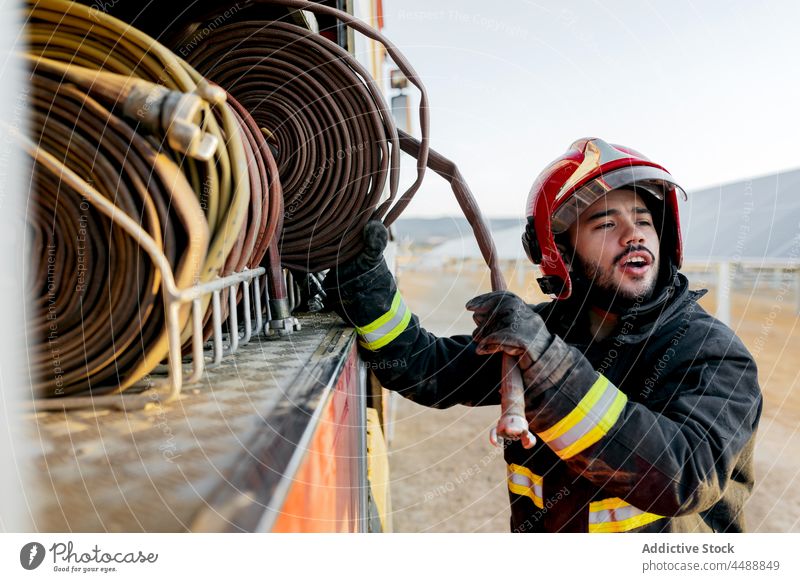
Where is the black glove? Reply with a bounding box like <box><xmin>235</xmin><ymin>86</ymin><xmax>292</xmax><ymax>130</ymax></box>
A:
<box><xmin>323</xmin><ymin>220</ymin><xmax>390</xmax><ymax>317</ymax></box>
<box><xmin>466</xmin><ymin>290</ymin><xmax>553</xmax><ymax>377</ymax></box>
<box><xmin>326</xmin><ymin>220</ymin><xmax>388</xmax><ymax>289</ymax></box>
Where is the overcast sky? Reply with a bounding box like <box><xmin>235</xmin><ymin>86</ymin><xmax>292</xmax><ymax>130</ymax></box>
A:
<box><xmin>374</xmin><ymin>0</ymin><xmax>800</xmax><ymax>218</ymax></box>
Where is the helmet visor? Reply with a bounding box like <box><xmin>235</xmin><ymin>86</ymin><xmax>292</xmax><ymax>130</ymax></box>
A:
<box><xmin>551</xmin><ymin>166</ymin><xmax>686</xmax><ymax>234</ymax></box>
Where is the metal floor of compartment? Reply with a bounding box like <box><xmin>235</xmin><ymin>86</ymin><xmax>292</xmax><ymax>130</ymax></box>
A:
<box><xmin>26</xmin><ymin>312</ymin><xmax>354</xmax><ymax>532</ymax></box>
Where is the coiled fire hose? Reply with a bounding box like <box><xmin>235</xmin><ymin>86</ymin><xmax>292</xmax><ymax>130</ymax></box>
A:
<box><xmin>177</xmin><ymin>0</ymin><xmax>532</xmax><ymax>446</ymax></box>
<box><xmin>23</xmin><ymin>0</ymin><xmax>282</xmax><ymax>396</ymax></box>
<box><xmin>175</xmin><ymin>0</ymin><xmax>431</xmax><ymax>272</ymax></box>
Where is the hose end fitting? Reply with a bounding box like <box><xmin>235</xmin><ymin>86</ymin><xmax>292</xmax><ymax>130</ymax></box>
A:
<box><xmin>268</xmin><ymin>298</ymin><xmax>301</xmax><ymax>336</ymax></box>
<box><xmin>122</xmin><ymin>83</ymin><xmax>219</xmax><ymax>160</ymax></box>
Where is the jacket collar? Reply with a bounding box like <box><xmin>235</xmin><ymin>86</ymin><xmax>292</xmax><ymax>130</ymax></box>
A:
<box><xmin>614</xmin><ymin>272</ymin><xmax>707</xmax><ymax>344</ymax></box>
<box><xmin>544</xmin><ymin>269</ymin><xmax>706</xmax><ymax>345</ymax></box>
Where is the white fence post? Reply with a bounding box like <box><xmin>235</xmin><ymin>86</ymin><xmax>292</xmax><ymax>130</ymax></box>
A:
<box><xmin>795</xmin><ymin>269</ymin><xmax>800</xmax><ymax>316</ymax></box>
<box><xmin>716</xmin><ymin>261</ymin><xmax>732</xmax><ymax>326</ymax></box>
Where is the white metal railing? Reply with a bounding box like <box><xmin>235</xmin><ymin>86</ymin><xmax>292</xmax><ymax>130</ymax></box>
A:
<box><xmin>29</xmin><ymin>266</ymin><xmax>303</xmax><ymax>411</ymax></box>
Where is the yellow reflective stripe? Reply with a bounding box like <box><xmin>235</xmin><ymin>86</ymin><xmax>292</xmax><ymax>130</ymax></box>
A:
<box><xmin>589</xmin><ymin>512</ymin><xmax>664</xmax><ymax>533</ymax></box>
<box><xmin>357</xmin><ymin>291</ymin><xmax>402</xmax><ymax>334</ymax></box>
<box><xmin>358</xmin><ymin>308</ymin><xmax>412</xmax><ymax>351</ymax></box>
<box><xmin>538</xmin><ymin>375</ymin><xmax>610</xmax><ymax>443</ymax></box>
<box><xmin>555</xmin><ymin>390</ymin><xmax>627</xmax><ymax>459</ymax></box>
<box><xmin>507</xmin><ymin>482</ymin><xmax>544</xmax><ymax>509</ymax></box>
<box><xmin>589</xmin><ymin>497</ymin><xmax>630</xmax><ymax>512</ymax></box>
<box><xmin>535</xmin><ymin>373</ymin><xmax>627</xmax><ymax>460</ymax></box>
<box><xmin>355</xmin><ymin>291</ymin><xmax>412</xmax><ymax>351</ymax></box>
<box><xmin>588</xmin><ymin>497</ymin><xmax>664</xmax><ymax>533</ymax></box>
<box><xmin>597</xmin><ymin>389</ymin><xmax>627</xmax><ymax>433</ymax></box>
<box><xmin>507</xmin><ymin>464</ymin><xmax>544</xmax><ymax>509</ymax></box>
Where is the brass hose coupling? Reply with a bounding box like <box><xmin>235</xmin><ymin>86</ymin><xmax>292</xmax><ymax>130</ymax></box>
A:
<box><xmin>122</xmin><ymin>79</ymin><xmax>226</xmax><ymax>161</ymax></box>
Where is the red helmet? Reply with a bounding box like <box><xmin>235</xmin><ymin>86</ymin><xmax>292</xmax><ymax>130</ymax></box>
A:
<box><xmin>522</xmin><ymin>138</ymin><xmax>686</xmax><ymax>300</ymax></box>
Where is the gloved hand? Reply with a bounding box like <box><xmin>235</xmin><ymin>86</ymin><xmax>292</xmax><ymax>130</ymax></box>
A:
<box><xmin>323</xmin><ymin>220</ymin><xmax>390</xmax><ymax>318</ymax></box>
<box><xmin>327</xmin><ymin>219</ymin><xmax>389</xmax><ymax>288</ymax></box>
<box><xmin>466</xmin><ymin>290</ymin><xmax>553</xmax><ymax>368</ymax></box>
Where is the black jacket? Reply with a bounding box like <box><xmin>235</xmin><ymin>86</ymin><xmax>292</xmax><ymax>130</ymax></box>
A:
<box><xmin>325</xmin><ymin>261</ymin><xmax>762</xmax><ymax>532</ymax></box>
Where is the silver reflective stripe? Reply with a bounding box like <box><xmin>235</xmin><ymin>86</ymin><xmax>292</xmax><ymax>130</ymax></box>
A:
<box><xmin>589</xmin><ymin>504</ymin><xmax>643</xmax><ymax>525</ymax></box>
<box><xmin>507</xmin><ymin>465</ymin><xmax>544</xmax><ymax>508</ymax></box>
<box><xmin>588</xmin><ymin>498</ymin><xmax>665</xmax><ymax>533</ymax></box>
<box><xmin>508</xmin><ymin>472</ymin><xmax>543</xmax><ymax>501</ymax></box>
<box><xmin>508</xmin><ymin>472</ymin><xmax>531</xmax><ymax>487</ymax></box>
<box><xmin>359</xmin><ymin>300</ymin><xmax>409</xmax><ymax>344</ymax></box>
<box><xmin>356</xmin><ymin>291</ymin><xmax>412</xmax><ymax>351</ymax></box>
<box><xmin>548</xmin><ymin>381</ymin><xmax>619</xmax><ymax>452</ymax></box>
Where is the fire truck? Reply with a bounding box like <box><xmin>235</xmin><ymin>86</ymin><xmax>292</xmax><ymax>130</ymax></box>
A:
<box><xmin>0</xmin><ymin>0</ymin><xmax>399</xmax><ymax>533</ymax></box>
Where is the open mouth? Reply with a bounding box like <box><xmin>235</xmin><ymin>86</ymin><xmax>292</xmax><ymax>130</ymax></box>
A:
<box><xmin>617</xmin><ymin>250</ymin><xmax>653</xmax><ymax>275</ymax></box>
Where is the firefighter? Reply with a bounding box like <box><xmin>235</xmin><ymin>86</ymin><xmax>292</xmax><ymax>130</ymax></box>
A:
<box><xmin>324</xmin><ymin>138</ymin><xmax>762</xmax><ymax>533</ymax></box>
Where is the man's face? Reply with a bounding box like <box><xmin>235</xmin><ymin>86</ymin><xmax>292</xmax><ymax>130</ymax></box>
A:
<box><xmin>566</xmin><ymin>188</ymin><xmax>661</xmax><ymax>302</ymax></box>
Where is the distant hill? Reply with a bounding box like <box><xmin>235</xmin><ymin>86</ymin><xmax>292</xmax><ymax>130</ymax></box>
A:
<box><xmin>393</xmin><ymin>216</ymin><xmax>524</xmax><ymax>248</ymax></box>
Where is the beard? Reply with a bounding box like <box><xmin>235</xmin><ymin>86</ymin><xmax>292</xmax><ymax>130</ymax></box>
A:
<box><xmin>571</xmin><ymin>247</ymin><xmax>659</xmax><ymax>311</ymax></box>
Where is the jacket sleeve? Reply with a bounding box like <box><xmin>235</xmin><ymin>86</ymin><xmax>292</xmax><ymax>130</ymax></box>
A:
<box><xmin>521</xmin><ymin>317</ymin><xmax>762</xmax><ymax>518</ymax></box>
<box><xmin>325</xmin><ymin>260</ymin><xmax>501</xmax><ymax>408</ymax></box>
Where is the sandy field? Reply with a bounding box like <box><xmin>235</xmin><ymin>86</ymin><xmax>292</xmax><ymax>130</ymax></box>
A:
<box><xmin>386</xmin><ymin>261</ymin><xmax>800</xmax><ymax>532</ymax></box>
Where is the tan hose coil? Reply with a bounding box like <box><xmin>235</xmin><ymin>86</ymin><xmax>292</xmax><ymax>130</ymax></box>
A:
<box><xmin>26</xmin><ymin>69</ymin><xmax>208</xmax><ymax>397</ymax></box>
<box><xmin>25</xmin><ymin>0</ymin><xmax>251</xmax><ymax>287</ymax></box>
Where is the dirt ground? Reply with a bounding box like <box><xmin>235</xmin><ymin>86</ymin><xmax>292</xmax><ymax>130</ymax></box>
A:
<box><xmin>386</xmin><ymin>261</ymin><xmax>800</xmax><ymax>532</ymax></box>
